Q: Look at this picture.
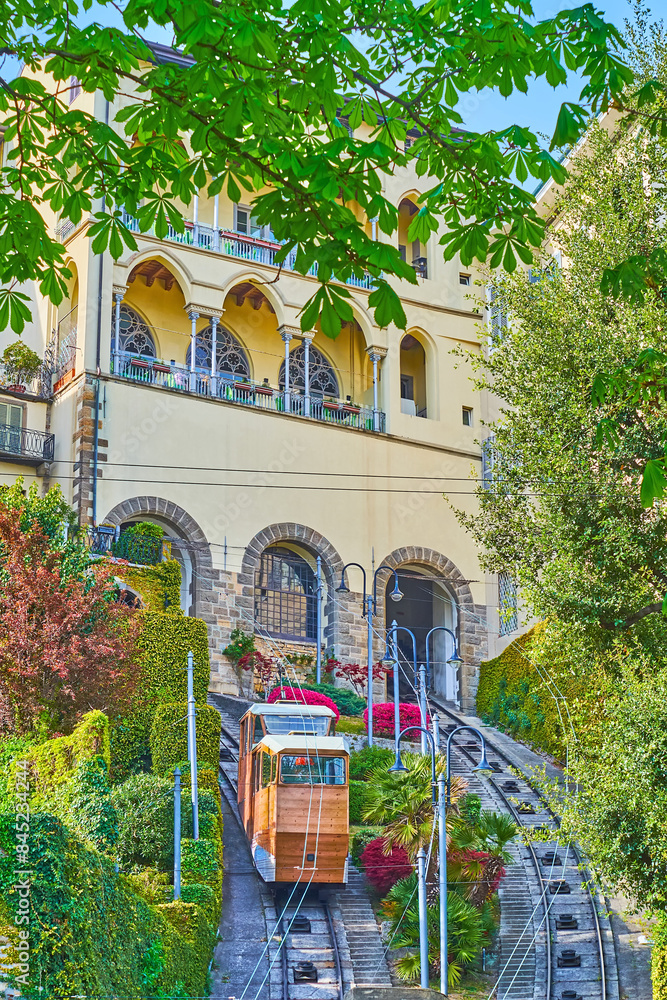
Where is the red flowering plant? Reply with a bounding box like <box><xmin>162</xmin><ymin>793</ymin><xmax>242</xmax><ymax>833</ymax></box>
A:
<box><xmin>238</xmin><ymin>650</ymin><xmax>276</xmax><ymax>700</ymax></box>
<box><xmin>363</xmin><ymin>702</ymin><xmax>430</xmax><ymax>739</ymax></box>
<box><xmin>331</xmin><ymin>661</ymin><xmax>389</xmax><ymax>697</ymax></box>
<box><xmin>267</xmin><ymin>685</ymin><xmax>340</xmax><ymax>722</ymax></box>
<box><xmin>359</xmin><ymin>836</ymin><xmax>413</xmax><ymax>894</ymax></box>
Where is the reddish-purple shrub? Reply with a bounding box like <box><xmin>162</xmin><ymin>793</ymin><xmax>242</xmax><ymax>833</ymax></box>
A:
<box><xmin>267</xmin><ymin>685</ymin><xmax>340</xmax><ymax>722</ymax></box>
<box><xmin>363</xmin><ymin>702</ymin><xmax>430</xmax><ymax>738</ymax></box>
<box><xmin>360</xmin><ymin>837</ymin><xmax>412</xmax><ymax>894</ymax></box>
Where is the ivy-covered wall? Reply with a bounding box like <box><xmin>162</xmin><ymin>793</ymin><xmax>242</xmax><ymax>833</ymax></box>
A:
<box><xmin>150</xmin><ymin>703</ymin><xmax>222</xmax><ymax>776</ymax></box>
<box><xmin>119</xmin><ymin>559</ymin><xmax>182</xmax><ymax>613</ymax></box>
<box><xmin>110</xmin><ymin>611</ymin><xmax>210</xmax><ymax>781</ymax></box>
<box><xmin>475</xmin><ymin>625</ymin><xmax>610</xmax><ymax>761</ymax></box>
<box><xmin>653</xmin><ymin>914</ymin><xmax>667</xmax><ymax>1000</ymax></box>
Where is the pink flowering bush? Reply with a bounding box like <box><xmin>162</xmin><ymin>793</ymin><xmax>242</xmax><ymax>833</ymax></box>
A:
<box><xmin>267</xmin><ymin>686</ymin><xmax>340</xmax><ymax>722</ymax></box>
<box><xmin>363</xmin><ymin>702</ymin><xmax>430</xmax><ymax>739</ymax></box>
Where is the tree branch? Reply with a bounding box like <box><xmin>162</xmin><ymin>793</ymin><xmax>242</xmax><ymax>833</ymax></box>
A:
<box><xmin>599</xmin><ymin>602</ymin><xmax>664</xmax><ymax>629</ymax></box>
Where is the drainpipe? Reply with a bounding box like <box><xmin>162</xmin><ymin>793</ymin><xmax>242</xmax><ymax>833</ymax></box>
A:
<box><xmin>92</xmin><ymin>97</ymin><xmax>110</xmax><ymax>528</ymax></box>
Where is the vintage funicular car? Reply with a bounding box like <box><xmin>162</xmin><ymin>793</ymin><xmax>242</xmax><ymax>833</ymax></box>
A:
<box><xmin>237</xmin><ymin>702</ymin><xmax>349</xmax><ymax>884</ymax></box>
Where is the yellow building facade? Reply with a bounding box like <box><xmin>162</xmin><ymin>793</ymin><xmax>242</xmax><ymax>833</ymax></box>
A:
<box><xmin>0</xmin><ymin>67</ymin><xmax>522</xmax><ymax>710</ymax></box>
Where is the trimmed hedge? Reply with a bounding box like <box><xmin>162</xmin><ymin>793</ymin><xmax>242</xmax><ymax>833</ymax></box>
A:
<box><xmin>150</xmin><ymin>703</ymin><xmax>222</xmax><ymax>776</ymax></box>
<box><xmin>653</xmin><ymin>913</ymin><xmax>667</xmax><ymax>1000</ymax></box>
<box><xmin>110</xmin><ymin>612</ymin><xmax>210</xmax><ymax>782</ymax></box>
<box><xmin>349</xmin><ymin>745</ymin><xmax>394</xmax><ymax>781</ymax></box>
<box><xmin>0</xmin><ymin>812</ymin><xmax>211</xmax><ymax>998</ymax></box>
<box><xmin>350</xmin><ymin>827</ymin><xmax>382</xmax><ymax>867</ymax></box>
<box><xmin>120</xmin><ymin>560</ymin><xmax>182</xmax><ymax>614</ymax></box>
<box><xmin>349</xmin><ymin>779</ymin><xmax>369</xmax><ymax>825</ymax></box>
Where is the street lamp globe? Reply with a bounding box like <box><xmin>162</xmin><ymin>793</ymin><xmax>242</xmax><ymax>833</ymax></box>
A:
<box><xmin>447</xmin><ymin>652</ymin><xmax>463</xmax><ymax>664</ymax></box>
<box><xmin>473</xmin><ymin>752</ymin><xmax>493</xmax><ymax>775</ymax></box>
<box><xmin>389</xmin><ymin>750</ymin><xmax>409</xmax><ymax>773</ymax></box>
<box><xmin>389</xmin><ymin>579</ymin><xmax>404</xmax><ymax>602</ymax></box>
<box><xmin>336</xmin><ymin>573</ymin><xmax>350</xmax><ymax>594</ymax></box>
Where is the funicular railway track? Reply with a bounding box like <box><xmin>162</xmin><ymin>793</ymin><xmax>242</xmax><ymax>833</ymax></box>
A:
<box><xmin>430</xmin><ymin>696</ymin><xmax>616</xmax><ymax>1000</ymax></box>
<box><xmin>216</xmin><ymin>710</ymin><xmax>347</xmax><ymax>1000</ymax></box>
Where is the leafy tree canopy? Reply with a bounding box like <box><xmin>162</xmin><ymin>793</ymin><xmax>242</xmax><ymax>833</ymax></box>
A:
<box><xmin>0</xmin><ymin>0</ymin><xmax>633</xmax><ymax>336</ymax></box>
<box><xmin>456</xmin><ymin>112</ymin><xmax>667</xmax><ymax>646</ymax></box>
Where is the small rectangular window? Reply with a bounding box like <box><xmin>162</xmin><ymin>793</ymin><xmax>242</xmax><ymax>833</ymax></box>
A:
<box><xmin>498</xmin><ymin>571</ymin><xmax>518</xmax><ymax>635</ymax></box>
<box><xmin>462</xmin><ymin>406</ymin><xmax>473</xmax><ymax>426</ymax></box>
<box><xmin>235</xmin><ymin>205</ymin><xmax>262</xmax><ymax>239</ymax></box>
<box><xmin>459</xmin><ymin>273</ymin><xmax>471</xmax><ymax>286</ymax></box>
<box><xmin>261</xmin><ymin>752</ymin><xmax>272</xmax><ymax>787</ymax></box>
<box><xmin>280</xmin><ymin>755</ymin><xmax>346</xmax><ymax>785</ymax></box>
<box><xmin>0</xmin><ymin>402</ymin><xmax>23</xmax><ymax>455</ymax></box>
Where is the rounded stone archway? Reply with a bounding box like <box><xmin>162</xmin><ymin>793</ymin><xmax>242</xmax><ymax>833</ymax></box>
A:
<box><xmin>377</xmin><ymin>546</ymin><xmax>487</xmax><ymax>712</ymax></box>
<box><xmin>102</xmin><ymin>496</ymin><xmax>214</xmax><ymax>620</ymax></box>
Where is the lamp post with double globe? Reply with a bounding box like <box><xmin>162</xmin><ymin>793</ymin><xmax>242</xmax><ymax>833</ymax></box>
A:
<box><xmin>389</xmin><ymin>724</ymin><xmax>491</xmax><ymax>993</ymax></box>
<box><xmin>336</xmin><ymin>562</ymin><xmax>403</xmax><ymax>747</ymax></box>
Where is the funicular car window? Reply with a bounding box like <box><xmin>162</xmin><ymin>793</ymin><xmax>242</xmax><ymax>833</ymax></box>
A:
<box><xmin>252</xmin><ymin>716</ymin><xmax>264</xmax><ymax>745</ymax></box>
<box><xmin>265</xmin><ymin>715</ymin><xmax>330</xmax><ymax>736</ymax></box>
<box><xmin>280</xmin><ymin>755</ymin><xmax>346</xmax><ymax>785</ymax></box>
<box><xmin>261</xmin><ymin>752</ymin><xmax>272</xmax><ymax>787</ymax></box>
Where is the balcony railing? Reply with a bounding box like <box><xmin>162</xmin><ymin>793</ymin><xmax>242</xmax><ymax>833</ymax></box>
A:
<box><xmin>113</xmin><ymin>351</ymin><xmax>386</xmax><ymax>432</ymax></box>
<box><xmin>121</xmin><ymin>213</ymin><xmax>377</xmax><ymax>290</ymax></box>
<box><xmin>0</xmin><ymin>423</ymin><xmax>55</xmax><ymax>462</ymax></box>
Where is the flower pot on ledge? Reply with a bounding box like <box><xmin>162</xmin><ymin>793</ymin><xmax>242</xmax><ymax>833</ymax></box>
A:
<box><xmin>255</xmin><ymin>385</ymin><xmax>274</xmax><ymax>396</ymax></box>
<box><xmin>6</xmin><ymin>384</ymin><xmax>26</xmax><ymax>393</ymax></box>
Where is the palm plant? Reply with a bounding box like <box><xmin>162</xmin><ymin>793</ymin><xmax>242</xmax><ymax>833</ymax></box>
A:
<box><xmin>383</xmin><ymin>873</ymin><xmax>493</xmax><ymax>987</ymax></box>
<box><xmin>447</xmin><ymin>810</ymin><xmax>517</xmax><ymax>906</ymax></box>
<box><xmin>363</xmin><ymin>753</ymin><xmax>466</xmax><ymax>859</ymax></box>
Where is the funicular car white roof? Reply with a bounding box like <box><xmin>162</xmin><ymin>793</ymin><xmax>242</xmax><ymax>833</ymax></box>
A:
<box><xmin>258</xmin><ymin>735</ymin><xmax>348</xmax><ymax>754</ymax></box>
<box><xmin>248</xmin><ymin>702</ymin><xmax>336</xmax><ymax>718</ymax></box>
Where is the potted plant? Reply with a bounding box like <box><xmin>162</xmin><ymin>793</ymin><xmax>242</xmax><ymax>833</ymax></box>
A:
<box><xmin>1</xmin><ymin>341</ymin><xmax>42</xmax><ymax>392</ymax></box>
<box><xmin>342</xmin><ymin>395</ymin><xmax>360</xmax><ymax>415</ymax></box>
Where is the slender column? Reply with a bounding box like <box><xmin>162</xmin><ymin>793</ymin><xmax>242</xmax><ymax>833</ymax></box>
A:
<box><xmin>113</xmin><ymin>291</ymin><xmax>123</xmax><ymax>373</ymax></box>
<box><xmin>193</xmin><ymin>192</ymin><xmax>199</xmax><ymax>244</ymax></box>
<box><xmin>391</xmin><ymin>619</ymin><xmax>400</xmax><ymax>745</ymax></box>
<box><xmin>213</xmin><ymin>193</ymin><xmax>220</xmax><ymax>249</ymax></box>
<box><xmin>282</xmin><ymin>330</ymin><xmax>292</xmax><ymax>412</ymax></box>
<box><xmin>367</xmin><ymin>348</ymin><xmax>385</xmax><ymax>432</ymax></box>
<box><xmin>210</xmin><ymin>315</ymin><xmax>219</xmax><ymax>396</ymax></box>
<box><xmin>366</xmin><ymin>593</ymin><xmax>374</xmax><ymax>748</ymax></box>
<box><xmin>419</xmin><ymin>664</ymin><xmax>428</xmax><ymax>755</ymax></box>
<box><xmin>187</xmin><ymin>650</ymin><xmax>199</xmax><ymax>841</ymax></box>
<box><xmin>316</xmin><ymin>555</ymin><xmax>323</xmax><ymax>683</ymax></box>
<box><xmin>438</xmin><ymin>772</ymin><xmax>448</xmax><ymax>994</ymax></box>
<box><xmin>371</xmin><ymin>216</ymin><xmax>378</xmax><ymax>241</ymax></box>
<box><xmin>416</xmin><ymin>846</ymin><xmax>429</xmax><ymax>988</ymax></box>
<box><xmin>303</xmin><ymin>335</ymin><xmax>312</xmax><ymax>417</ymax></box>
<box><xmin>189</xmin><ymin>310</ymin><xmax>199</xmax><ymax>391</ymax></box>
<box><xmin>173</xmin><ymin>767</ymin><xmax>182</xmax><ymax>900</ymax></box>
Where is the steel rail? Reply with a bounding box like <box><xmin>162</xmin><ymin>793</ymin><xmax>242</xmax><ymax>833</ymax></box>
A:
<box><xmin>432</xmin><ymin>696</ymin><xmax>607</xmax><ymax>1000</ymax></box>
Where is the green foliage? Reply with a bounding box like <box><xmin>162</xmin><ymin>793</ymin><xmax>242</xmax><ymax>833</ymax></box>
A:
<box><xmin>0</xmin><ymin>735</ymin><xmax>35</xmax><ymax>810</ymax></box>
<box><xmin>63</xmin><ymin>755</ymin><xmax>118</xmax><ymax>851</ymax></box>
<box><xmin>110</xmin><ymin>611</ymin><xmax>210</xmax><ymax>781</ymax></box>
<box><xmin>150</xmin><ymin>703</ymin><xmax>221</xmax><ymax>776</ymax></box>
<box><xmin>223</xmin><ymin>626</ymin><xmax>256</xmax><ymax>665</ymax></box>
<box><xmin>350</xmin><ymin>827</ymin><xmax>382</xmax><ymax>868</ymax></box>
<box><xmin>0</xmin><ymin>480</ymin><xmax>75</xmax><ymax>542</ymax></box>
<box><xmin>1</xmin><ymin>339</ymin><xmax>41</xmax><ymax>383</ymax></box>
<box><xmin>181</xmin><ymin>836</ymin><xmax>223</xmax><ymax>913</ymax></box>
<box><xmin>348</xmin><ymin>780</ymin><xmax>369</xmax><ymax>825</ymax></box>
<box><xmin>112</xmin><ymin>772</ymin><xmax>221</xmax><ymax>871</ymax></box>
<box><xmin>180</xmin><ymin>882</ymin><xmax>216</xmax><ymax>924</ymax></box>
<box><xmin>459</xmin><ymin>793</ymin><xmax>482</xmax><ymax>828</ymax></box>
<box><xmin>124</xmin><ymin>521</ymin><xmax>164</xmax><ymax>539</ymax></box>
<box><xmin>120</xmin><ymin>560</ymin><xmax>182</xmax><ymax>613</ymax></box>
<box><xmin>0</xmin><ymin>812</ymin><xmax>211</xmax><ymax>998</ymax></box>
<box><xmin>19</xmin><ymin>710</ymin><xmax>110</xmax><ymax>806</ymax></box>
<box><xmin>0</xmin><ymin>0</ymin><xmax>633</xmax><ymax>337</ymax></box>
<box><xmin>383</xmin><ymin>874</ymin><xmax>494</xmax><ymax>987</ymax></box>
<box><xmin>349</xmin><ymin>745</ymin><xmax>393</xmax><ymax>781</ymax></box>
<box><xmin>653</xmin><ymin>913</ymin><xmax>667</xmax><ymax>1000</ymax></box>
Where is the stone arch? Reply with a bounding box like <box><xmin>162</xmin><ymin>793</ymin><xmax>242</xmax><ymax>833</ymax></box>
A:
<box><xmin>221</xmin><ymin>270</ymin><xmax>286</xmax><ymax>326</ymax></box>
<box><xmin>102</xmin><ymin>497</ymin><xmax>214</xmax><ymax>620</ymax></box>
<box><xmin>378</xmin><ymin>546</ymin><xmax>486</xmax><ymax>711</ymax></box>
<box><xmin>238</xmin><ymin>523</ymin><xmax>345</xmax><ymax>651</ymax></box>
<box><xmin>117</xmin><ymin>248</ymin><xmax>193</xmax><ymax>302</ymax></box>
<box><xmin>400</xmin><ymin>327</ymin><xmax>438</xmax><ymax>419</ymax></box>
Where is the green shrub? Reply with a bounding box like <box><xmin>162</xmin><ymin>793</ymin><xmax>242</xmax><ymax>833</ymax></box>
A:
<box><xmin>150</xmin><ymin>703</ymin><xmax>221</xmax><ymax>776</ymax></box>
<box><xmin>0</xmin><ymin>812</ymin><xmax>211</xmax><ymax>998</ymax></box>
<box><xmin>223</xmin><ymin>626</ymin><xmax>256</xmax><ymax>665</ymax></box>
<box><xmin>112</xmin><ymin>774</ymin><xmax>220</xmax><ymax>871</ymax></box>
<box><xmin>181</xmin><ymin>882</ymin><xmax>216</xmax><ymax>924</ymax></box>
<box><xmin>350</xmin><ymin>827</ymin><xmax>382</xmax><ymax>867</ymax></box>
<box><xmin>459</xmin><ymin>793</ymin><xmax>482</xmax><ymax>827</ymax></box>
<box><xmin>15</xmin><ymin>711</ymin><xmax>110</xmax><ymax>807</ymax></box>
<box><xmin>653</xmin><ymin>913</ymin><xmax>667</xmax><ymax>1000</ymax></box>
<box><xmin>349</xmin><ymin>745</ymin><xmax>393</xmax><ymax>781</ymax></box>
<box><xmin>182</xmin><ymin>836</ymin><xmax>223</xmax><ymax>912</ymax></box>
<box><xmin>63</xmin><ymin>755</ymin><xmax>118</xmax><ymax>851</ymax></box>
<box><xmin>349</xmin><ymin>780</ymin><xmax>369</xmax><ymax>824</ymax></box>
<box><xmin>126</xmin><ymin>867</ymin><xmax>171</xmax><ymax>905</ymax></box>
<box><xmin>268</xmin><ymin>682</ymin><xmax>366</xmax><ymax>717</ymax></box>
<box><xmin>0</xmin><ymin>736</ymin><xmax>35</xmax><ymax>810</ymax></box>
<box><xmin>110</xmin><ymin>612</ymin><xmax>210</xmax><ymax>782</ymax></box>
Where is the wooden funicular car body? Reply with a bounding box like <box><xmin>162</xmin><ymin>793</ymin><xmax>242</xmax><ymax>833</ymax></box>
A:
<box><xmin>238</xmin><ymin>702</ymin><xmax>350</xmax><ymax>884</ymax></box>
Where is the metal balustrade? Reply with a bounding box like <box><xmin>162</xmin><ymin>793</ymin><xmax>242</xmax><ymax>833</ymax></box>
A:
<box><xmin>121</xmin><ymin>212</ymin><xmax>376</xmax><ymax>290</ymax></box>
<box><xmin>0</xmin><ymin>423</ymin><xmax>55</xmax><ymax>462</ymax></box>
<box><xmin>113</xmin><ymin>351</ymin><xmax>385</xmax><ymax>432</ymax></box>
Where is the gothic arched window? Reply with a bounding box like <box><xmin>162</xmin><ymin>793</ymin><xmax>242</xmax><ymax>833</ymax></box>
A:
<box><xmin>113</xmin><ymin>305</ymin><xmax>157</xmax><ymax>358</ymax></box>
<box><xmin>254</xmin><ymin>546</ymin><xmax>317</xmax><ymax>641</ymax></box>
<box><xmin>186</xmin><ymin>325</ymin><xmax>250</xmax><ymax>377</ymax></box>
<box><xmin>279</xmin><ymin>344</ymin><xmax>339</xmax><ymax>397</ymax></box>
